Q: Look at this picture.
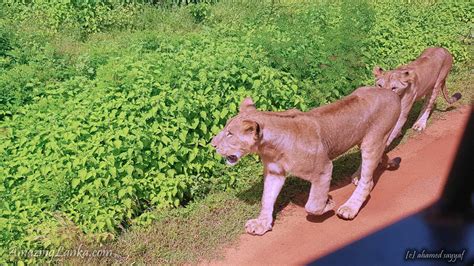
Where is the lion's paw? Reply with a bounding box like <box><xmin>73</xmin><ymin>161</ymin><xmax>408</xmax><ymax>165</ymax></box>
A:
<box><xmin>336</xmin><ymin>205</ymin><xmax>358</xmax><ymax>220</ymax></box>
<box><xmin>305</xmin><ymin>197</ymin><xmax>335</xmax><ymax>215</ymax></box>
<box><xmin>351</xmin><ymin>168</ymin><xmax>361</xmax><ymax>186</ymax></box>
<box><xmin>352</xmin><ymin>176</ymin><xmax>359</xmax><ymax>186</ymax></box>
<box><xmin>324</xmin><ymin>197</ymin><xmax>335</xmax><ymax>213</ymax></box>
<box><xmin>412</xmin><ymin>121</ymin><xmax>426</xmax><ymax>131</ymax></box>
<box><xmin>245</xmin><ymin>217</ymin><xmax>272</xmax><ymax>236</ymax></box>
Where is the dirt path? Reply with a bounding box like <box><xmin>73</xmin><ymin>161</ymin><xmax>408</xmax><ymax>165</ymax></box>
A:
<box><xmin>209</xmin><ymin>106</ymin><xmax>471</xmax><ymax>265</ymax></box>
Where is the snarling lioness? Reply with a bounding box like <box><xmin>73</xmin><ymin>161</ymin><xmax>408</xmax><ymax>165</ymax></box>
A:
<box><xmin>211</xmin><ymin>87</ymin><xmax>401</xmax><ymax>235</ymax></box>
<box><xmin>373</xmin><ymin>47</ymin><xmax>461</xmax><ymax>146</ymax></box>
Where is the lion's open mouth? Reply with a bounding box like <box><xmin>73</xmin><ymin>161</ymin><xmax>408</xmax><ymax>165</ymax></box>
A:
<box><xmin>226</xmin><ymin>155</ymin><xmax>239</xmax><ymax>165</ymax></box>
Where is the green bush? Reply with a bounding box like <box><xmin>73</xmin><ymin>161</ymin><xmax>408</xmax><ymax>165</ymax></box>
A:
<box><xmin>363</xmin><ymin>0</ymin><xmax>472</xmax><ymax>76</ymax></box>
<box><xmin>189</xmin><ymin>3</ymin><xmax>211</xmax><ymax>23</ymax></box>
<box><xmin>1</xmin><ymin>1</ymin><xmax>140</xmax><ymax>38</ymax></box>
<box><xmin>0</xmin><ymin>36</ymin><xmax>75</xmax><ymax>115</ymax></box>
<box><xmin>217</xmin><ymin>0</ymin><xmax>471</xmax><ymax>101</ymax></box>
<box><xmin>0</xmin><ymin>27</ymin><xmax>12</xmax><ymax>57</ymax></box>
<box><xmin>0</xmin><ymin>35</ymin><xmax>309</xmax><ymax>263</ymax></box>
<box><xmin>242</xmin><ymin>1</ymin><xmax>375</xmax><ymax>99</ymax></box>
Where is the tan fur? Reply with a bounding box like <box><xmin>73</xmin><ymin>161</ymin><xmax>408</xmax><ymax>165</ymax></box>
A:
<box><xmin>373</xmin><ymin>47</ymin><xmax>461</xmax><ymax>146</ymax></box>
<box><xmin>211</xmin><ymin>87</ymin><xmax>401</xmax><ymax>235</ymax></box>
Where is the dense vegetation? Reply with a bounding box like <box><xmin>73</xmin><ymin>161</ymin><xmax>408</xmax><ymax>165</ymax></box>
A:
<box><xmin>0</xmin><ymin>0</ymin><xmax>471</xmax><ymax>263</ymax></box>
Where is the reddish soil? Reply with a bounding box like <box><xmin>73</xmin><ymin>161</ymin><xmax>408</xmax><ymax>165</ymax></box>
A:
<box><xmin>210</xmin><ymin>105</ymin><xmax>471</xmax><ymax>265</ymax></box>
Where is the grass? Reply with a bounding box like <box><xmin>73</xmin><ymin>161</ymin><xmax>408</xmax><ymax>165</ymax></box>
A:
<box><xmin>90</xmin><ymin>192</ymin><xmax>258</xmax><ymax>264</ymax></box>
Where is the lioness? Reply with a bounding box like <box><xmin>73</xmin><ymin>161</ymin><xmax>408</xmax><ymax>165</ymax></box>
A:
<box><xmin>373</xmin><ymin>47</ymin><xmax>461</xmax><ymax>146</ymax></box>
<box><xmin>211</xmin><ymin>87</ymin><xmax>401</xmax><ymax>235</ymax></box>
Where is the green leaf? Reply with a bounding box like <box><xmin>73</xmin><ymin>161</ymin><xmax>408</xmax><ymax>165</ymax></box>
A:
<box><xmin>118</xmin><ymin>189</ymin><xmax>127</xmax><ymax>198</ymax></box>
<box><xmin>229</xmin><ymin>102</ymin><xmax>237</xmax><ymax>112</ymax></box>
<box><xmin>111</xmin><ymin>167</ymin><xmax>117</xmax><ymax>178</ymax></box>
<box><xmin>125</xmin><ymin>165</ymin><xmax>134</xmax><ymax>176</ymax></box>
<box><xmin>199</xmin><ymin>123</ymin><xmax>207</xmax><ymax>134</ymax></box>
<box><xmin>190</xmin><ymin>118</ymin><xmax>199</xmax><ymax>129</ymax></box>
<box><xmin>178</xmin><ymin>130</ymin><xmax>188</xmax><ymax>142</ymax></box>
<box><xmin>78</xmin><ymin>169</ymin><xmax>87</xmax><ymax>179</ymax></box>
<box><xmin>72</xmin><ymin>179</ymin><xmax>80</xmax><ymax>188</ymax></box>
<box><xmin>123</xmin><ymin>198</ymin><xmax>132</xmax><ymax>209</ymax></box>
<box><xmin>114</xmin><ymin>139</ymin><xmax>122</xmax><ymax>148</ymax></box>
<box><xmin>17</xmin><ymin>166</ymin><xmax>29</xmax><ymax>175</ymax></box>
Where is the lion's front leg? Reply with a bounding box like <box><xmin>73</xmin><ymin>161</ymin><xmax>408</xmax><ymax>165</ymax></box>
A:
<box><xmin>246</xmin><ymin>173</ymin><xmax>285</xmax><ymax>236</ymax></box>
<box><xmin>387</xmin><ymin>96</ymin><xmax>416</xmax><ymax>147</ymax></box>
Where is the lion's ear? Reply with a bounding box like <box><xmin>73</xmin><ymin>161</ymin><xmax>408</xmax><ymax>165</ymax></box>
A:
<box><xmin>242</xmin><ymin>120</ymin><xmax>261</xmax><ymax>140</ymax></box>
<box><xmin>239</xmin><ymin>97</ymin><xmax>256</xmax><ymax>113</ymax></box>
<box><xmin>400</xmin><ymin>69</ymin><xmax>415</xmax><ymax>82</ymax></box>
<box><xmin>373</xmin><ymin>66</ymin><xmax>384</xmax><ymax>78</ymax></box>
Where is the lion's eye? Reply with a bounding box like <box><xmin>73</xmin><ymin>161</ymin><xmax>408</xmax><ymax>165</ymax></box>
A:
<box><xmin>226</xmin><ymin>132</ymin><xmax>233</xmax><ymax>137</ymax></box>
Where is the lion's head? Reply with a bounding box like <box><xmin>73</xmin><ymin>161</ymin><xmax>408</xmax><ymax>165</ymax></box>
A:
<box><xmin>373</xmin><ymin>66</ymin><xmax>415</xmax><ymax>95</ymax></box>
<box><xmin>211</xmin><ymin>97</ymin><xmax>262</xmax><ymax>166</ymax></box>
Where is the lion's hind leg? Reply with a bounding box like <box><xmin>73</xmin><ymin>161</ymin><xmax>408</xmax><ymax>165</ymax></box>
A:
<box><xmin>305</xmin><ymin>160</ymin><xmax>335</xmax><ymax>215</ymax></box>
<box><xmin>337</xmin><ymin>139</ymin><xmax>384</xmax><ymax>220</ymax></box>
<box><xmin>413</xmin><ymin>88</ymin><xmax>437</xmax><ymax>131</ymax></box>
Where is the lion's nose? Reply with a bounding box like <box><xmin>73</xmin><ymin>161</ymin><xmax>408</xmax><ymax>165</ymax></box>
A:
<box><xmin>210</xmin><ymin>137</ymin><xmax>217</xmax><ymax>148</ymax></box>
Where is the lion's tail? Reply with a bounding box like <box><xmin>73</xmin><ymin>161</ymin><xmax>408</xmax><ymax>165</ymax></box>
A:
<box><xmin>441</xmin><ymin>83</ymin><xmax>462</xmax><ymax>105</ymax></box>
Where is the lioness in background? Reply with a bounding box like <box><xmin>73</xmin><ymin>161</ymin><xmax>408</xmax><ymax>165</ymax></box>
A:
<box><xmin>373</xmin><ymin>47</ymin><xmax>461</xmax><ymax>146</ymax></box>
<box><xmin>211</xmin><ymin>88</ymin><xmax>401</xmax><ymax>235</ymax></box>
